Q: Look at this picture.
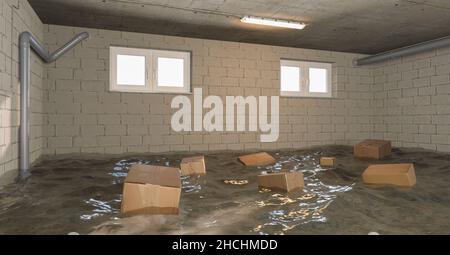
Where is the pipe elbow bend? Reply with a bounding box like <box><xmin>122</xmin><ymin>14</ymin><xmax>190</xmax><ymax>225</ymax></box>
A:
<box><xmin>19</xmin><ymin>32</ymin><xmax>32</xmax><ymax>46</ymax></box>
<box><xmin>78</xmin><ymin>32</ymin><xmax>90</xmax><ymax>40</ymax></box>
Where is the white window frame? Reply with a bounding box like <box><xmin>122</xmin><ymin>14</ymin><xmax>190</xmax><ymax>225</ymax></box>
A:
<box><xmin>109</xmin><ymin>46</ymin><xmax>191</xmax><ymax>93</ymax></box>
<box><xmin>152</xmin><ymin>50</ymin><xmax>191</xmax><ymax>94</ymax></box>
<box><xmin>280</xmin><ymin>59</ymin><xmax>332</xmax><ymax>98</ymax></box>
<box><xmin>280</xmin><ymin>59</ymin><xmax>303</xmax><ymax>97</ymax></box>
<box><xmin>110</xmin><ymin>46</ymin><xmax>151</xmax><ymax>93</ymax></box>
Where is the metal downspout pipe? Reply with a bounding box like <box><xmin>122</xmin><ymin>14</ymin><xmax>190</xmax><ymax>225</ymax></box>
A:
<box><xmin>355</xmin><ymin>35</ymin><xmax>450</xmax><ymax>66</ymax></box>
<box><xmin>19</xmin><ymin>31</ymin><xmax>89</xmax><ymax>180</ymax></box>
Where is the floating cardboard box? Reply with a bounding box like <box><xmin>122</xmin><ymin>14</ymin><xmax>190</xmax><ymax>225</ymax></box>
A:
<box><xmin>239</xmin><ymin>152</ymin><xmax>276</xmax><ymax>166</ymax></box>
<box><xmin>121</xmin><ymin>164</ymin><xmax>181</xmax><ymax>216</ymax></box>
<box><xmin>320</xmin><ymin>157</ymin><xmax>336</xmax><ymax>167</ymax></box>
<box><xmin>257</xmin><ymin>171</ymin><xmax>304</xmax><ymax>192</ymax></box>
<box><xmin>362</xmin><ymin>163</ymin><xmax>416</xmax><ymax>187</ymax></box>
<box><xmin>180</xmin><ymin>156</ymin><xmax>206</xmax><ymax>176</ymax></box>
<box><xmin>354</xmin><ymin>139</ymin><xmax>392</xmax><ymax>159</ymax></box>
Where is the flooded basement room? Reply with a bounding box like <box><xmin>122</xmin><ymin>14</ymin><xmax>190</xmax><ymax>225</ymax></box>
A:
<box><xmin>0</xmin><ymin>146</ymin><xmax>449</xmax><ymax>235</ymax></box>
<box><xmin>1</xmin><ymin>0</ymin><xmax>450</xmax><ymax>238</ymax></box>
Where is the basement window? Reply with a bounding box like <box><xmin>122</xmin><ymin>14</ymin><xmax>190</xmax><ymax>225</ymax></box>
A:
<box><xmin>110</xmin><ymin>46</ymin><xmax>191</xmax><ymax>93</ymax></box>
<box><xmin>280</xmin><ymin>59</ymin><xmax>332</xmax><ymax>98</ymax></box>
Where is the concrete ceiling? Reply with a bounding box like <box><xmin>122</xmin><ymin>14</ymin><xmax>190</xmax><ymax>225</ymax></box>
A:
<box><xmin>28</xmin><ymin>0</ymin><xmax>450</xmax><ymax>54</ymax></box>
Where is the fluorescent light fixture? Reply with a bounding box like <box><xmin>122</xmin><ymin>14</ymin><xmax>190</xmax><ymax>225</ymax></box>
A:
<box><xmin>241</xmin><ymin>16</ymin><xmax>306</xmax><ymax>30</ymax></box>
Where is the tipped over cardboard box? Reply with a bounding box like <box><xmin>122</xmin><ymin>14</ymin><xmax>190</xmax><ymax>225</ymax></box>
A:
<box><xmin>354</xmin><ymin>139</ymin><xmax>392</xmax><ymax>159</ymax></box>
<box><xmin>320</xmin><ymin>157</ymin><xmax>336</xmax><ymax>167</ymax></box>
<box><xmin>121</xmin><ymin>164</ymin><xmax>181</xmax><ymax>216</ymax></box>
<box><xmin>258</xmin><ymin>171</ymin><xmax>304</xmax><ymax>192</ymax></box>
<box><xmin>180</xmin><ymin>156</ymin><xmax>206</xmax><ymax>176</ymax></box>
<box><xmin>362</xmin><ymin>163</ymin><xmax>416</xmax><ymax>187</ymax></box>
<box><xmin>239</xmin><ymin>152</ymin><xmax>276</xmax><ymax>166</ymax></box>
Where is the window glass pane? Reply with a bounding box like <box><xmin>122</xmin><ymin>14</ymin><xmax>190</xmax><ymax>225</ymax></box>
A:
<box><xmin>117</xmin><ymin>55</ymin><xmax>146</xmax><ymax>86</ymax></box>
<box><xmin>309</xmin><ymin>68</ymin><xmax>327</xmax><ymax>93</ymax></box>
<box><xmin>158</xmin><ymin>57</ymin><xmax>184</xmax><ymax>87</ymax></box>
<box><xmin>280</xmin><ymin>66</ymin><xmax>300</xmax><ymax>92</ymax></box>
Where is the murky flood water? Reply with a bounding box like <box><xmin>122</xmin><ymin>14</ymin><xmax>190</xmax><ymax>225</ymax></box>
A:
<box><xmin>0</xmin><ymin>145</ymin><xmax>449</xmax><ymax>235</ymax></box>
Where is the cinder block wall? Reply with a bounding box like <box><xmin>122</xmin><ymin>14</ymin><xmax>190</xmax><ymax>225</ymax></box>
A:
<box><xmin>371</xmin><ymin>47</ymin><xmax>450</xmax><ymax>151</ymax></box>
<box><xmin>44</xmin><ymin>25</ymin><xmax>374</xmax><ymax>155</ymax></box>
<box><xmin>2</xmin><ymin>0</ymin><xmax>450</xmax><ymax>183</ymax></box>
<box><xmin>0</xmin><ymin>0</ymin><xmax>45</xmax><ymax>180</ymax></box>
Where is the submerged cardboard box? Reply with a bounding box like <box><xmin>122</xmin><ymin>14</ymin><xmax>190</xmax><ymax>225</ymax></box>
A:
<box><xmin>320</xmin><ymin>157</ymin><xmax>336</xmax><ymax>167</ymax></box>
<box><xmin>362</xmin><ymin>163</ymin><xmax>416</xmax><ymax>187</ymax></box>
<box><xmin>258</xmin><ymin>171</ymin><xmax>304</xmax><ymax>192</ymax></box>
<box><xmin>121</xmin><ymin>164</ymin><xmax>181</xmax><ymax>216</ymax></box>
<box><xmin>180</xmin><ymin>156</ymin><xmax>206</xmax><ymax>176</ymax></box>
<box><xmin>354</xmin><ymin>139</ymin><xmax>392</xmax><ymax>159</ymax></box>
<box><xmin>239</xmin><ymin>152</ymin><xmax>276</xmax><ymax>166</ymax></box>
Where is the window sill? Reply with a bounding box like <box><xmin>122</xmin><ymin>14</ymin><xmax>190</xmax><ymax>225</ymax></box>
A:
<box><xmin>280</xmin><ymin>95</ymin><xmax>333</xmax><ymax>99</ymax></box>
<box><xmin>151</xmin><ymin>91</ymin><xmax>193</xmax><ymax>95</ymax></box>
<box><xmin>109</xmin><ymin>90</ymin><xmax>193</xmax><ymax>95</ymax></box>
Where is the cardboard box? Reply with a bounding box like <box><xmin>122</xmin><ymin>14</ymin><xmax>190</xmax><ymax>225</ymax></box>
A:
<box><xmin>257</xmin><ymin>171</ymin><xmax>304</xmax><ymax>192</ymax></box>
<box><xmin>354</xmin><ymin>139</ymin><xmax>392</xmax><ymax>159</ymax></box>
<box><xmin>180</xmin><ymin>156</ymin><xmax>206</xmax><ymax>176</ymax></box>
<box><xmin>362</xmin><ymin>163</ymin><xmax>416</xmax><ymax>187</ymax></box>
<box><xmin>320</xmin><ymin>157</ymin><xmax>336</xmax><ymax>167</ymax></box>
<box><xmin>121</xmin><ymin>164</ymin><xmax>181</xmax><ymax>216</ymax></box>
<box><xmin>239</xmin><ymin>152</ymin><xmax>276</xmax><ymax>166</ymax></box>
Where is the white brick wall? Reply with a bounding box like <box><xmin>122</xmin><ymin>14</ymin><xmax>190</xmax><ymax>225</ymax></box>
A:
<box><xmin>0</xmin><ymin>0</ymin><xmax>45</xmax><ymax>179</ymax></box>
<box><xmin>44</xmin><ymin>25</ymin><xmax>374</xmax><ymax>155</ymax></box>
<box><xmin>3</xmin><ymin>1</ymin><xmax>449</xmax><ymax>183</ymax></box>
<box><xmin>371</xmin><ymin>46</ymin><xmax>450</xmax><ymax>151</ymax></box>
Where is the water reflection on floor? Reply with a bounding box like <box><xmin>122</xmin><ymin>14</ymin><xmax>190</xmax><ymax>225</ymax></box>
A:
<box><xmin>0</xmin><ymin>145</ymin><xmax>449</xmax><ymax>234</ymax></box>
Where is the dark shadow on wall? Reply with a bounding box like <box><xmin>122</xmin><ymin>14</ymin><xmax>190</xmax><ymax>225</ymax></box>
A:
<box><xmin>0</xmin><ymin>92</ymin><xmax>17</xmax><ymax>186</ymax></box>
